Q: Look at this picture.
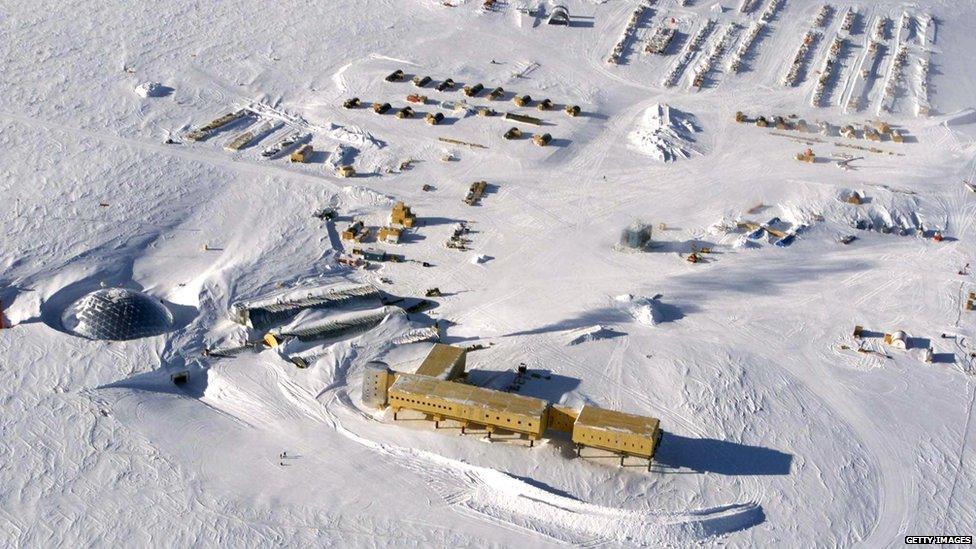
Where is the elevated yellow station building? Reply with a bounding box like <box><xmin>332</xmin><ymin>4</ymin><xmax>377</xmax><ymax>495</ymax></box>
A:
<box><xmin>573</xmin><ymin>405</ymin><xmax>662</xmax><ymax>463</ymax></box>
<box><xmin>413</xmin><ymin>343</ymin><xmax>466</xmax><ymax>380</ymax></box>
<box><xmin>363</xmin><ymin>343</ymin><xmax>664</xmax><ymax>470</ymax></box>
<box><xmin>389</xmin><ymin>374</ymin><xmax>549</xmax><ymax>442</ymax></box>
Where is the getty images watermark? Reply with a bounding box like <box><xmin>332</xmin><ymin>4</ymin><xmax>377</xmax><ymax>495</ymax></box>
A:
<box><xmin>905</xmin><ymin>536</ymin><xmax>972</xmax><ymax>545</ymax></box>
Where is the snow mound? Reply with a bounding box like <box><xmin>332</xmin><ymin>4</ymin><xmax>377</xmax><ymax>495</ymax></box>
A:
<box><xmin>566</xmin><ymin>325</ymin><xmax>622</xmax><ymax>345</ymax></box>
<box><xmin>628</xmin><ymin>104</ymin><xmax>700</xmax><ymax>162</ymax></box>
<box><xmin>329</xmin><ymin>124</ymin><xmax>384</xmax><ymax>149</ymax></box>
<box><xmin>614</xmin><ymin>294</ymin><xmax>684</xmax><ymax>326</ymax></box>
<box><xmin>134</xmin><ymin>81</ymin><xmax>169</xmax><ymax>98</ymax></box>
<box><xmin>731</xmin><ymin>235</ymin><xmax>760</xmax><ymax>249</ymax></box>
<box><xmin>338</xmin><ymin>185</ymin><xmax>393</xmax><ymax>208</ymax></box>
<box><xmin>614</xmin><ymin>294</ymin><xmax>663</xmax><ymax>326</ymax></box>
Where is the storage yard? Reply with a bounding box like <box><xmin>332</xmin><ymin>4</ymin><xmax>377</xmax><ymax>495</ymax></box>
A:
<box><xmin>1</xmin><ymin>0</ymin><xmax>975</xmax><ymax>547</ymax></box>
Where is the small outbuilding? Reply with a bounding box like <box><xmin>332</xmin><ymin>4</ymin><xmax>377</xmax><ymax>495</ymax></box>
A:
<box><xmin>504</xmin><ymin>112</ymin><xmax>543</xmax><ymax>125</ymax></box>
<box><xmin>465</xmin><ymin>181</ymin><xmax>488</xmax><ymax>205</ymax></box>
<box><xmin>463</xmin><ymin>83</ymin><xmax>484</xmax><ymax>97</ymax></box>
<box><xmin>290</xmin><ymin>144</ymin><xmax>313</xmax><ymax>163</ymax></box>
<box><xmin>884</xmin><ymin>330</ymin><xmax>908</xmax><ymax>350</ymax></box>
<box><xmin>391</xmin><ymin>201</ymin><xmax>417</xmax><ymax>227</ymax></box>
<box><xmin>378</xmin><ymin>226</ymin><xmax>402</xmax><ymax>244</ymax></box>
<box><xmin>795</xmin><ymin>148</ymin><xmax>815</xmax><ymax>162</ymax></box>
<box><xmin>532</xmin><ymin>133</ymin><xmax>552</xmax><ymax>146</ymax></box>
<box><xmin>548</xmin><ymin>5</ymin><xmax>570</xmax><ymax>25</ymax></box>
<box><xmin>354</xmin><ymin>248</ymin><xmax>392</xmax><ymax>262</ymax></box>
<box><xmin>620</xmin><ymin>222</ymin><xmax>652</xmax><ymax>249</ymax></box>
<box><xmin>341</xmin><ymin>220</ymin><xmax>366</xmax><ymax>241</ymax></box>
<box><xmin>503</xmin><ymin>127</ymin><xmax>523</xmax><ymax>139</ymax></box>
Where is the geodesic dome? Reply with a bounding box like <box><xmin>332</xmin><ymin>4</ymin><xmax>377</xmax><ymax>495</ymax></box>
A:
<box><xmin>61</xmin><ymin>288</ymin><xmax>174</xmax><ymax>340</ymax></box>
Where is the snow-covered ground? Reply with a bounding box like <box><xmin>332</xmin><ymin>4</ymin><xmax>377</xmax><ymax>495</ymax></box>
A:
<box><xmin>2</xmin><ymin>0</ymin><xmax>975</xmax><ymax>546</ymax></box>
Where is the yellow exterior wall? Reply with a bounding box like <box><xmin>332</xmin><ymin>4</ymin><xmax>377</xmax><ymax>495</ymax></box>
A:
<box><xmin>290</xmin><ymin>144</ymin><xmax>312</xmax><ymax>163</ymax></box>
<box><xmin>388</xmin><ymin>376</ymin><xmax>548</xmax><ymax>438</ymax></box>
<box><xmin>388</xmin><ymin>391</ymin><xmax>546</xmax><ymax>438</ymax></box>
<box><xmin>546</xmin><ymin>405</ymin><xmax>578</xmax><ymax>433</ymax></box>
<box><xmin>572</xmin><ymin>425</ymin><xmax>658</xmax><ymax>458</ymax></box>
<box><xmin>572</xmin><ymin>405</ymin><xmax>662</xmax><ymax>459</ymax></box>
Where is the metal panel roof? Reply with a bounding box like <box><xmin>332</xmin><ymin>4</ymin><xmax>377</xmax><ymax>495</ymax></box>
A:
<box><xmin>575</xmin><ymin>405</ymin><xmax>660</xmax><ymax>437</ymax></box>
<box><xmin>61</xmin><ymin>288</ymin><xmax>174</xmax><ymax>341</ymax></box>
<box><xmin>272</xmin><ymin>306</ymin><xmax>402</xmax><ymax>340</ymax></box>
<box><xmin>390</xmin><ymin>374</ymin><xmax>548</xmax><ymax>418</ymax></box>
<box><xmin>414</xmin><ymin>344</ymin><xmax>465</xmax><ymax>379</ymax></box>
<box><xmin>230</xmin><ymin>282</ymin><xmax>380</xmax><ymax>329</ymax></box>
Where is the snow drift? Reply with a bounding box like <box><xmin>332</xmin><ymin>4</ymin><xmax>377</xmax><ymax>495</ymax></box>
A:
<box><xmin>628</xmin><ymin>104</ymin><xmax>702</xmax><ymax>162</ymax></box>
<box><xmin>614</xmin><ymin>294</ymin><xmax>683</xmax><ymax>326</ymax></box>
